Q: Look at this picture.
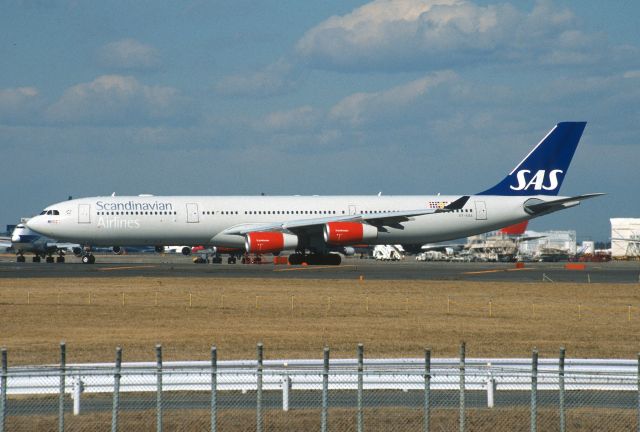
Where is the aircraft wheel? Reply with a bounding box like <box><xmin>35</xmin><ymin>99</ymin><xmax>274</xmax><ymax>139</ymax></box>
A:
<box><xmin>288</xmin><ymin>253</ymin><xmax>303</xmax><ymax>265</ymax></box>
<box><xmin>17</xmin><ymin>255</ymin><xmax>25</xmax><ymax>263</ymax></box>
<box><xmin>32</xmin><ymin>256</ymin><xmax>41</xmax><ymax>263</ymax></box>
<box><xmin>46</xmin><ymin>256</ymin><xmax>54</xmax><ymax>263</ymax></box>
<box><xmin>56</xmin><ymin>256</ymin><xmax>65</xmax><ymax>263</ymax></box>
<box><xmin>88</xmin><ymin>254</ymin><xmax>95</xmax><ymax>264</ymax></box>
<box><xmin>82</xmin><ymin>255</ymin><xmax>90</xmax><ymax>264</ymax></box>
<box><xmin>327</xmin><ymin>253</ymin><xmax>341</xmax><ymax>265</ymax></box>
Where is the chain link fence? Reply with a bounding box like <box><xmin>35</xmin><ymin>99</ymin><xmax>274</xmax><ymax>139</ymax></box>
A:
<box><xmin>1</xmin><ymin>343</ymin><xmax>639</xmax><ymax>431</ymax></box>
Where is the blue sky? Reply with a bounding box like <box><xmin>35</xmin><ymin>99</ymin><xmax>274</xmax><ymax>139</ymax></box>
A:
<box><xmin>2</xmin><ymin>0</ymin><xmax>639</xmax><ymax>241</ymax></box>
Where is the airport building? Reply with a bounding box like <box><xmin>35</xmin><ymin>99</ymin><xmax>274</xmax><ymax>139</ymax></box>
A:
<box><xmin>611</xmin><ymin>218</ymin><xmax>640</xmax><ymax>260</ymax></box>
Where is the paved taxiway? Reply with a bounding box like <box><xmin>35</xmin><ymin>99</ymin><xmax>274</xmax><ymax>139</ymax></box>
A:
<box><xmin>0</xmin><ymin>254</ymin><xmax>638</xmax><ymax>283</ymax></box>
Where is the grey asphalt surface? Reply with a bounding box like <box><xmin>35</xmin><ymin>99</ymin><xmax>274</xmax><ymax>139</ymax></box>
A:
<box><xmin>0</xmin><ymin>253</ymin><xmax>638</xmax><ymax>283</ymax></box>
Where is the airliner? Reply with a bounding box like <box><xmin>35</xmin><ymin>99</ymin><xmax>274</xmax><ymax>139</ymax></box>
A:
<box><xmin>27</xmin><ymin>122</ymin><xmax>603</xmax><ymax>265</ymax></box>
<box><xmin>0</xmin><ymin>223</ymin><xmax>78</xmax><ymax>263</ymax></box>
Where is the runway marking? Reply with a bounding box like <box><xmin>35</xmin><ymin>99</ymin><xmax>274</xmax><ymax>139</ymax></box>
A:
<box><xmin>463</xmin><ymin>268</ymin><xmax>533</xmax><ymax>275</ymax></box>
<box><xmin>274</xmin><ymin>265</ymin><xmax>358</xmax><ymax>272</ymax></box>
<box><xmin>97</xmin><ymin>265</ymin><xmax>158</xmax><ymax>271</ymax></box>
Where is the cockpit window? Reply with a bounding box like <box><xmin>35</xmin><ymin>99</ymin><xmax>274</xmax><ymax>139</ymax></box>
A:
<box><xmin>45</xmin><ymin>210</ymin><xmax>60</xmax><ymax>215</ymax></box>
<box><xmin>40</xmin><ymin>211</ymin><xmax>47</xmax><ymax>215</ymax></box>
<box><xmin>52</xmin><ymin>210</ymin><xmax>59</xmax><ymax>215</ymax></box>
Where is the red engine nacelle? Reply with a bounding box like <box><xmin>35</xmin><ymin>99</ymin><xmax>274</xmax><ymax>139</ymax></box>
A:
<box><xmin>245</xmin><ymin>232</ymin><xmax>298</xmax><ymax>254</ymax></box>
<box><xmin>323</xmin><ymin>222</ymin><xmax>378</xmax><ymax>246</ymax></box>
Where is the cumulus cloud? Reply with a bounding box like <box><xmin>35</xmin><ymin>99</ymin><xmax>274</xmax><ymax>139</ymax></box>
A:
<box><xmin>329</xmin><ymin>70</ymin><xmax>457</xmax><ymax>125</ymax></box>
<box><xmin>295</xmin><ymin>0</ymin><xmax>605</xmax><ymax>71</ymax></box>
<box><xmin>45</xmin><ymin>75</ymin><xmax>190</xmax><ymax>125</ymax></box>
<box><xmin>0</xmin><ymin>86</ymin><xmax>43</xmax><ymax>123</ymax></box>
<box><xmin>215</xmin><ymin>59</ymin><xmax>302</xmax><ymax>97</ymax></box>
<box><xmin>97</xmin><ymin>38</ymin><xmax>161</xmax><ymax>71</ymax></box>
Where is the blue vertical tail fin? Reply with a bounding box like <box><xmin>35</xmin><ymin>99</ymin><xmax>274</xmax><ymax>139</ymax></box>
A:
<box><xmin>478</xmin><ymin>122</ymin><xmax>586</xmax><ymax>196</ymax></box>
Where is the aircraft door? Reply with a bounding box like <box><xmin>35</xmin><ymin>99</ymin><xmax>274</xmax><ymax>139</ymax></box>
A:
<box><xmin>78</xmin><ymin>204</ymin><xmax>91</xmax><ymax>224</ymax></box>
<box><xmin>474</xmin><ymin>201</ymin><xmax>487</xmax><ymax>220</ymax></box>
<box><xmin>186</xmin><ymin>203</ymin><xmax>199</xmax><ymax>223</ymax></box>
<box><xmin>348</xmin><ymin>205</ymin><xmax>359</xmax><ymax>215</ymax></box>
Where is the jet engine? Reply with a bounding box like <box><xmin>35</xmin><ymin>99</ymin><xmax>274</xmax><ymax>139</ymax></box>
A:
<box><xmin>323</xmin><ymin>222</ymin><xmax>378</xmax><ymax>246</ymax></box>
<box><xmin>245</xmin><ymin>232</ymin><xmax>298</xmax><ymax>254</ymax></box>
<box><xmin>112</xmin><ymin>246</ymin><xmax>124</xmax><ymax>255</ymax></box>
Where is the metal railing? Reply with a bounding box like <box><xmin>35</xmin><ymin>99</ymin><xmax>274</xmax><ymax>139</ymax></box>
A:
<box><xmin>1</xmin><ymin>343</ymin><xmax>640</xmax><ymax>431</ymax></box>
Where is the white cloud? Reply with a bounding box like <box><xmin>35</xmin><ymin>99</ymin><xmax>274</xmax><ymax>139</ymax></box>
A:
<box><xmin>329</xmin><ymin>70</ymin><xmax>457</xmax><ymax>125</ymax></box>
<box><xmin>295</xmin><ymin>0</ymin><xmax>606</xmax><ymax>71</ymax></box>
<box><xmin>215</xmin><ymin>59</ymin><xmax>301</xmax><ymax>97</ymax></box>
<box><xmin>45</xmin><ymin>75</ymin><xmax>190</xmax><ymax>125</ymax></box>
<box><xmin>0</xmin><ymin>86</ymin><xmax>43</xmax><ymax>123</ymax></box>
<box><xmin>98</xmin><ymin>38</ymin><xmax>161</xmax><ymax>71</ymax></box>
<box><xmin>258</xmin><ymin>105</ymin><xmax>320</xmax><ymax>131</ymax></box>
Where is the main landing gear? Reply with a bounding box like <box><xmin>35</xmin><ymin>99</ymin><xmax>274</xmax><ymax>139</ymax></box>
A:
<box><xmin>16</xmin><ymin>252</ymin><xmax>65</xmax><ymax>263</ymax></box>
<box><xmin>81</xmin><ymin>254</ymin><xmax>96</xmax><ymax>264</ymax></box>
<box><xmin>288</xmin><ymin>253</ymin><xmax>341</xmax><ymax>266</ymax></box>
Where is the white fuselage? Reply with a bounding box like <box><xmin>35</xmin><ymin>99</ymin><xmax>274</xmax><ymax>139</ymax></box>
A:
<box><xmin>27</xmin><ymin>194</ymin><xmax>541</xmax><ymax>249</ymax></box>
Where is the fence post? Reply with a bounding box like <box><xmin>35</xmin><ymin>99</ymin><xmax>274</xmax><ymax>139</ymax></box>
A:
<box><xmin>531</xmin><ymin>349</ymin><xmax>538</xmax><ymax>432</ymax></box>
<box><xmin>59</xmin><ymin>341</ymin><xmax>66</xmax><ymax>432</ymax></box>
<box><xmin>559</xmin><ymin>347</ymin><xmax>565</xmax><ymax>432</ymax></box>
<box><xmin>1</xmin><ymin>348</ymin><xmax>7</xmax><ymax>432</ymax></box>
<box><xmin>111</xmin><ymin>347</ymin><xmax>122</xmax><ymax>432</ymax></box>
<box><xmin>424</xmin><ymin>348</ymin><xmax>431</xmax><ymax>432</ymax></box>
<box><xmin>282</xmin><ymin>375</ymin><xmax>291</xmax><ymax>412</ymax></box>
<box><xmin>487</xmin><ymin>362</ymin><xmax>495</xmax><ymax>408</ymax></box>
<box><xmin>156</xmin><ymin>344</ymin><xmax>163</xmax><ymax>432</ymax></box>
<box><xmin>256</xmin><ymin>343</ymin><xmax>263</xmax><ymax>432</ymax></box>
<box><xmin>321</xmin><ymin>347</ymin><xmax>329</xmax><ymax>432</ymax></box>
<box><xmin>72</xmin><ymin>377</ymin><xmax>82</xmax><ymax>415</ymax></box>
<box><xmin>459</xmin><ymin>342</ymin><xmax>465</xmax><ymax>432</ymax></box>
<box><xmin>357</xmin><ymin>343</ymin><xmax>364</xmax><ymax>432</ymax></box>
<box><xmin>211</xmin><ymin>346</ymin><xmax>217</xmax><ymax>432</ymax></box>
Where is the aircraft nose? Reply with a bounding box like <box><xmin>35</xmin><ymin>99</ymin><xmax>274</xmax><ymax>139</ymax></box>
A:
<box><xmin>26</xmin><ymin>217</ymin><xmax>47</xmax><ymax>235</ymax></box>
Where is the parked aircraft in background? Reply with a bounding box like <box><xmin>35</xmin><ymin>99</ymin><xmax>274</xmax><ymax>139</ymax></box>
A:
<box><xmin>0</xmin><ymin>222</ymin><xmax>79</xmax><ymax>262</ymax></box>
<box><xmin>26</xmin><ymin>122</ymin><xmax>603</xmax><ymax>265</ymax></box>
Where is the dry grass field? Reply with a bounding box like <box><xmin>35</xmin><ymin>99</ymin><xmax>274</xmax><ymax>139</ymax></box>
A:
<box><xmin>4</xmin><ymin>407</ymin><xmax>635</xmax><ymax>432</ymax></box>
<box><xmin>0</xmin><ymin>277</ymin><xmax>639</xmax><ymax>365</ymax></box>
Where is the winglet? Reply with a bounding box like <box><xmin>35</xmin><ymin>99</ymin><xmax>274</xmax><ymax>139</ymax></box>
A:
<box><xmin>478</xmin><ymin>122</ymin><xmax>587</xmax><ymax>196</ymax></box>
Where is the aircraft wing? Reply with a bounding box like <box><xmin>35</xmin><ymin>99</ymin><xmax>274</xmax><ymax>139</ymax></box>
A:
<box><xmin>524</xmin><ymin>193</ymin><xmax>604</xmax><ymax>215</ymax></box>
<box><xmin>45</xmin><ymin>242</ymin><xmax>80</xmax><ymax>251</ymax></box>
<box><xmin>421</xmin><ymin>243</ymin><xmax>465</xmax><ymax>252</ymax></box>
<box><xmin>222</xmin><ymin>196</ymin><xmax>470</xmax><ymax>236</ymax></box>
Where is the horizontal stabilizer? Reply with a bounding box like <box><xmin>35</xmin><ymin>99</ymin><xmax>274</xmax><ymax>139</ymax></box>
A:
<box><xmin>524</xmin><ymin>193</ymin><xmax>604</xmax><ymax>215</ymax></box>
